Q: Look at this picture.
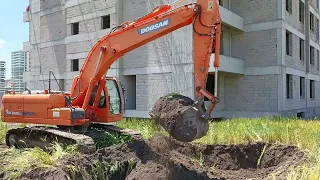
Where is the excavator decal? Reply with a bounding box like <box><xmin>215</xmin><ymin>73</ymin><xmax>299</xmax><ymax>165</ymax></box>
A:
<box><xmin>138</xmin><ymin>18</ymin><xmax>171</xmax><ymax>35</ymax></box>
<box><xmin>4</xmin><ymin>109</ymin><xmax>37</xmax><ymax>116</ymax></box>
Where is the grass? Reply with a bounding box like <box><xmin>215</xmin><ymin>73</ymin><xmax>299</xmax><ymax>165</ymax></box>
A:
<box><xmin>87</xmin><ymin>158</ymin><xmax>137</xmax><ymax>180</ymax></box>
<box><xmin>94</xmin><ymin>131</ymin><xmax>132</xmax><ymax>149</ymax></box>
<box><xmin>0</xmin><ymin>143</ymin><xmax>80</xmax><ymax>180</ymax></box>
<box><xmin>115</xmin><ymin>117</ymin><xmax>168</xmax><ymax>139</ymax></box>
<box><xmin>116</xmin><ymin>116</ymin><xmax>320</xmax><ymax>152</ymax></box>
<box><xmin>0</xmin><ymin>122</ymin><xmax>27</xmax><ymax>144</ymax></box>
<box><xmin>198</xmin><ymin>116</ymin><xmax>320</xmax><ymax>152</ymax></box>
<box><xmin>284</xmin><ymin>151</ymin><xmax>320</xmax><ymax>180</ymax></box>
<box><xmin>1</xmin><ymin>116</ymin><xmax>320</xmax><ymax>179</ymax></box>
<box><xmin>0</xmin><ymin>120</ymin><xmax>8</xmax><ymax>143</ymax></box>
<box><xmin>115</xmin><ymin>116</ymin><xmax>320</xmax><ymax>180</ymax></box>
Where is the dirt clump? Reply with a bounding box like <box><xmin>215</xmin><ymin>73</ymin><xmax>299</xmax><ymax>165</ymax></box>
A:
<box><xmin>20</xmin><ymin>168</ymin><xmax>70</xmax><ymax>180</ymax></box>
<box><xmin>14</xmin><ymin>134</ymin><xmax>307</xmax><ymax>180</ymax></box>
<box><xmin>149</xmin><ymin>93</ymin><xmax>209</xmax><ymax>142</ymax></box>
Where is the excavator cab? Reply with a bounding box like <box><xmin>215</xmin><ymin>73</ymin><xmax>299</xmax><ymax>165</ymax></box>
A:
<box><xmin>87</xmin><ymin>77</ymin><xmax>125</xmax><ymax>123</ymax></box>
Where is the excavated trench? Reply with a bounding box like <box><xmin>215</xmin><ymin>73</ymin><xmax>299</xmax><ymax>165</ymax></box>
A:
<box><xmin>16</xmin><ymin>134</ymin><xmax>306</xmax><ymax>180</ymax></box>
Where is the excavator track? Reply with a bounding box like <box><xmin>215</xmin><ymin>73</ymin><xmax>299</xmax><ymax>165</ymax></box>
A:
<box><xmin>5</xmin><ymin>124</ymin><xmax>142</xmax><ymax>154</ymax></box>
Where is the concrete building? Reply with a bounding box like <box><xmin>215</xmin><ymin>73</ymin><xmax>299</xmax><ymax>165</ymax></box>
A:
<box><xmin>0</xmin><ymin>61</ymin><xmax>6</xmax><ymax>93</ymax></box>
<box><xmin>11</xmin><ymin>50</ymin><xmax>28</xmax><ymax>93</ymax></box>
<box><xmin>22</xmin><ymin>0</ymin><xmax>320</xmax><ymax>119</ymax></box>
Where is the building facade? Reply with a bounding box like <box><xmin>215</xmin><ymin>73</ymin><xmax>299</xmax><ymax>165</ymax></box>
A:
<box><xmin>0</xmin><ymin>61</ymin><xmax>6</xmax><ymax>93</ymax></box>
<box><xmin>23</xmin><ymin>0</ymin><xmax>320</xmax><ymax>119</ymax></box>
<box><xmin>11</xmin><ymin>50</ymin><xmax>28</xmax><ymax>92</ymax></box>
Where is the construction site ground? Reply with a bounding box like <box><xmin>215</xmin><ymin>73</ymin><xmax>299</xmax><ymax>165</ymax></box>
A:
<box><xmin>0</xmin><ymin>132</ymin><xmax>309</xmax><ymax>180</ymax></box>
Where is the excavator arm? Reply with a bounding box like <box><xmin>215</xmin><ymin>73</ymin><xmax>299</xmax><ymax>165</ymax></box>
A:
<box><xmin>1</xmin><ymin>0</ymin><xmax>222</xmax><ymax>147</ymax></box>
<box><xmin>70</xmin><ymin>0</ymin><xmax>221</xmax><ymax>119</ymax></box>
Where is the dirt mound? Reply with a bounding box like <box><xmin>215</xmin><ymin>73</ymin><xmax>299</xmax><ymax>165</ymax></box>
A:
<box><xmin>18</xmin><ymin>134</ymin><xmax>307</xmax><ymax>180</ymax></box>
<box><xmin>149</xmin><ymin>93</ymin><xmax>209</xmax><ymax>142</ymax></box>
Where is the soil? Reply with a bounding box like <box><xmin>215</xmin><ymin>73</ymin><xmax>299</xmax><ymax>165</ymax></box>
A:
<box><xmin>149</xmin><ymin>93</ymin><xmax>209</xmax><ymax>142</ymax></box>
<box><xmin>3</xmin><ymin>134</ymin><xmax>307</xmax><ymax>180</ymax></box>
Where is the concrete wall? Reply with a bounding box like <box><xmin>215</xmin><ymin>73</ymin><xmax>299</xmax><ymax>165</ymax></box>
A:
<box><xmin>25</xmin><ymin>0</ymin><xmax>66</xmax><ymax>90</ymax></box>
<box><xmin>224</xmin><ymin>75</ymin><xmax>278</xmax><ymax>112</ymax></box>
<box><xmin>281</xmin><ymin>0</ymin><xmax>320</xmax><ymax>118</ymax></box>
<box><xmin>285</xmin><ymin>32</ymin><xmax>306</xmax><ymax>71</ymax></box>
<box><xmin>122</xmin><ymin>0</ymin><xmax>195</xmax><ymax>112</ymax></box>
<box><xmin>285</xmin><ymin>0</ymin><xmax>305</xmax><ymax>33</ymax></box>
<box><xmin>25</xmin><ymin>0</ymin><xmax>118</xmax><ymax>91</ymax></box>
<box><xmin>310</xmin><ymin>0</ymin><xmax>320</xmax><ymax>10</ymax></box>
<box><xmin>230</xmin><ymin>0</ymin><xmax>280</xmax><ymax>25</ymax></box>
<box><xmin>284</xmin><ymin>74</ymin><xmax>306</xmax><ymax>110</ymax></box>
<box><xmin>231</xmin><ymin>29</ymin><xmax>278</xmax><ymax>67</ymax></box>
<box><xmin>40</xmin><ymin>45</ymin><xmax>67</xmax><ymax>74</ymax></box>
<box><xmin>40</xmin><ymin>11</ymin><xmax>66</xmax><ymax>43</ymax></box>
<box><xmin>282</xmin><ymin>75</ymin><xmax>320</xmax><ymax>118</ymax></box>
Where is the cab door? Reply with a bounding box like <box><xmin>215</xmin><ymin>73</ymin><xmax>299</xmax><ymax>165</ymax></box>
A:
<box><xmin>94</xmin><ymin>77</ymin><xmax>124</xmax><ymax>123</ymax></box>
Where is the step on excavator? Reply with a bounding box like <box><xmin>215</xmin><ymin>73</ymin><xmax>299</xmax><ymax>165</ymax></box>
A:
<box><xmin>1</xmin><ymin>0</ymin><xmax>221</xmax><ymax>153</ymax></box>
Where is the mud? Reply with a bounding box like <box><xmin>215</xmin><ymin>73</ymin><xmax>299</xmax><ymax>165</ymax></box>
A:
<box><xmin>11</xmin><ymin>134</ymin><xmax>307</xmax><ymax>180</ymax></box>
<box><xmin>149</xmin><ymin>93</ymin><xmax>209</xmax><ymax>142</ymax></box>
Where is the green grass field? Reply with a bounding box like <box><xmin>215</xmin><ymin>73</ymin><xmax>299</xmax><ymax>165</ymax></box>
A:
<box><xmin>116</xmin><ymin>116</ymin><xmax>320</xmax><ymax>152</ymax></box>
<box><xmin>115</xmin><ymin>116</ymin><xmax>320</xmax><ymax>180</ymax></box>
<box><xmin>1</xmin><ymin>116</ymin><xmax>320</xmax><ymax>180</ymax></box>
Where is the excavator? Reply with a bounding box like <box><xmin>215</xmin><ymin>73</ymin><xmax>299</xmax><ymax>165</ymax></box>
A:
<box><xmin>1</xmin><ymin>0</ymin><xmax>221</xmax><ymax>153</ymax></box>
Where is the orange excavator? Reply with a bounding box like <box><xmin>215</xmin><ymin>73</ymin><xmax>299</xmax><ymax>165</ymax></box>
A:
<box><xmin>1</xmin><ymin>0</ymin><xmax>221</xmax><ymax>153</ymax></box>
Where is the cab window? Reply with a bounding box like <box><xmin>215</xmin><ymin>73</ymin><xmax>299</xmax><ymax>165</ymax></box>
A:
<box><xmin>106</xmin><ymin>80</ymin><xmax>120</xmax><ymax>115</ymax></box>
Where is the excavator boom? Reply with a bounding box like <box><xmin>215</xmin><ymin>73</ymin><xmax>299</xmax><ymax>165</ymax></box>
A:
<box><xmin>70</xmin><ymin>0</ymin><xmax>221</xmax><ymax>111</ymax></box>
<box><xmin>1</xmin><ymin>0</ymin><xmax>221</xmax><ymax>152</ymax></box>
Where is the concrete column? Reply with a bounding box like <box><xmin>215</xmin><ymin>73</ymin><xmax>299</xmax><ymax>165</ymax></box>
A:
<box><xmin>278</xmin><ymin>1</ymin><xmax>285</xmax><ymax>112</ymax></box>
<box><xmin>114</xmin><ymin>0</ymin><xmax>124</xmax><ymax>78</ymax></box>
<box><xmin>305</xmin><ymin>0</ymin><xmax>310</xmax><ymax>110</ymax></box>
<box><xmin>306</xmin><ymin>0</ymin><xmax>310</xmax><ymax>74</ymax></box>
<box><xmin>114</xmin><ymin>0</ymin><xmax>131</xmax><ymax>111</ymax></box>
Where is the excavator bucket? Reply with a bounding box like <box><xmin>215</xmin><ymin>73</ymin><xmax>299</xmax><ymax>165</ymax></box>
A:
<box><xmin>149</xmin><ymin>93</ymin><xmax>209</xmax><ymax>142</ymax></box>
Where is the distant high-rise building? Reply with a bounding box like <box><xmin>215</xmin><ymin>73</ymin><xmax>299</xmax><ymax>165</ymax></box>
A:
<box><xmin>0</xmin><ymin>61</ymin><xmax>6</xmax><ymax>93</ymax></box>
<box><xmin>11</xmin><ymin>50</ymin><xmax>26</xmax><ymax>92</ymax></box>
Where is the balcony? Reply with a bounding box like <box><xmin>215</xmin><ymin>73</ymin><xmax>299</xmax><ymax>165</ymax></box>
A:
<box><xmin>219</xmin><ymin>6</ymin><xmax>244</xmax><ymax>31</ymax></box>
<box><xmin>209</xmin><ymin>54</ymin><xmax>244</xmax><ymax>74</ymax></box>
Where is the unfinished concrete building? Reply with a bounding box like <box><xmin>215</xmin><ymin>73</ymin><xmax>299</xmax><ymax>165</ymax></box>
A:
<box><xmin>23</xmin><ymin>0</ymin><xmax>320</xmax><ymax>118</ymax></box>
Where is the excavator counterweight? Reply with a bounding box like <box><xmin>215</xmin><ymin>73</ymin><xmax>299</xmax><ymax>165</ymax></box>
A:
<box><xmin>1</xmin><ymin>0</ymin><xmax>221</xmax><ymax>152</ymax></box>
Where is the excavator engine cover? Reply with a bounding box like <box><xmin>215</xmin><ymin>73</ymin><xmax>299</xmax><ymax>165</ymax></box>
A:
<box><xmin>149</xmin><ymin>93</ymin><xmax>209</xmax><ymax>142</ymax></box>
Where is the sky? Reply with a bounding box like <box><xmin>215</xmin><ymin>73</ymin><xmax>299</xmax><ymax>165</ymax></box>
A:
<box><xmin>0</xmin><ymin>0</ymin><xmax>29</xmax><ymax>80</ymax></box>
